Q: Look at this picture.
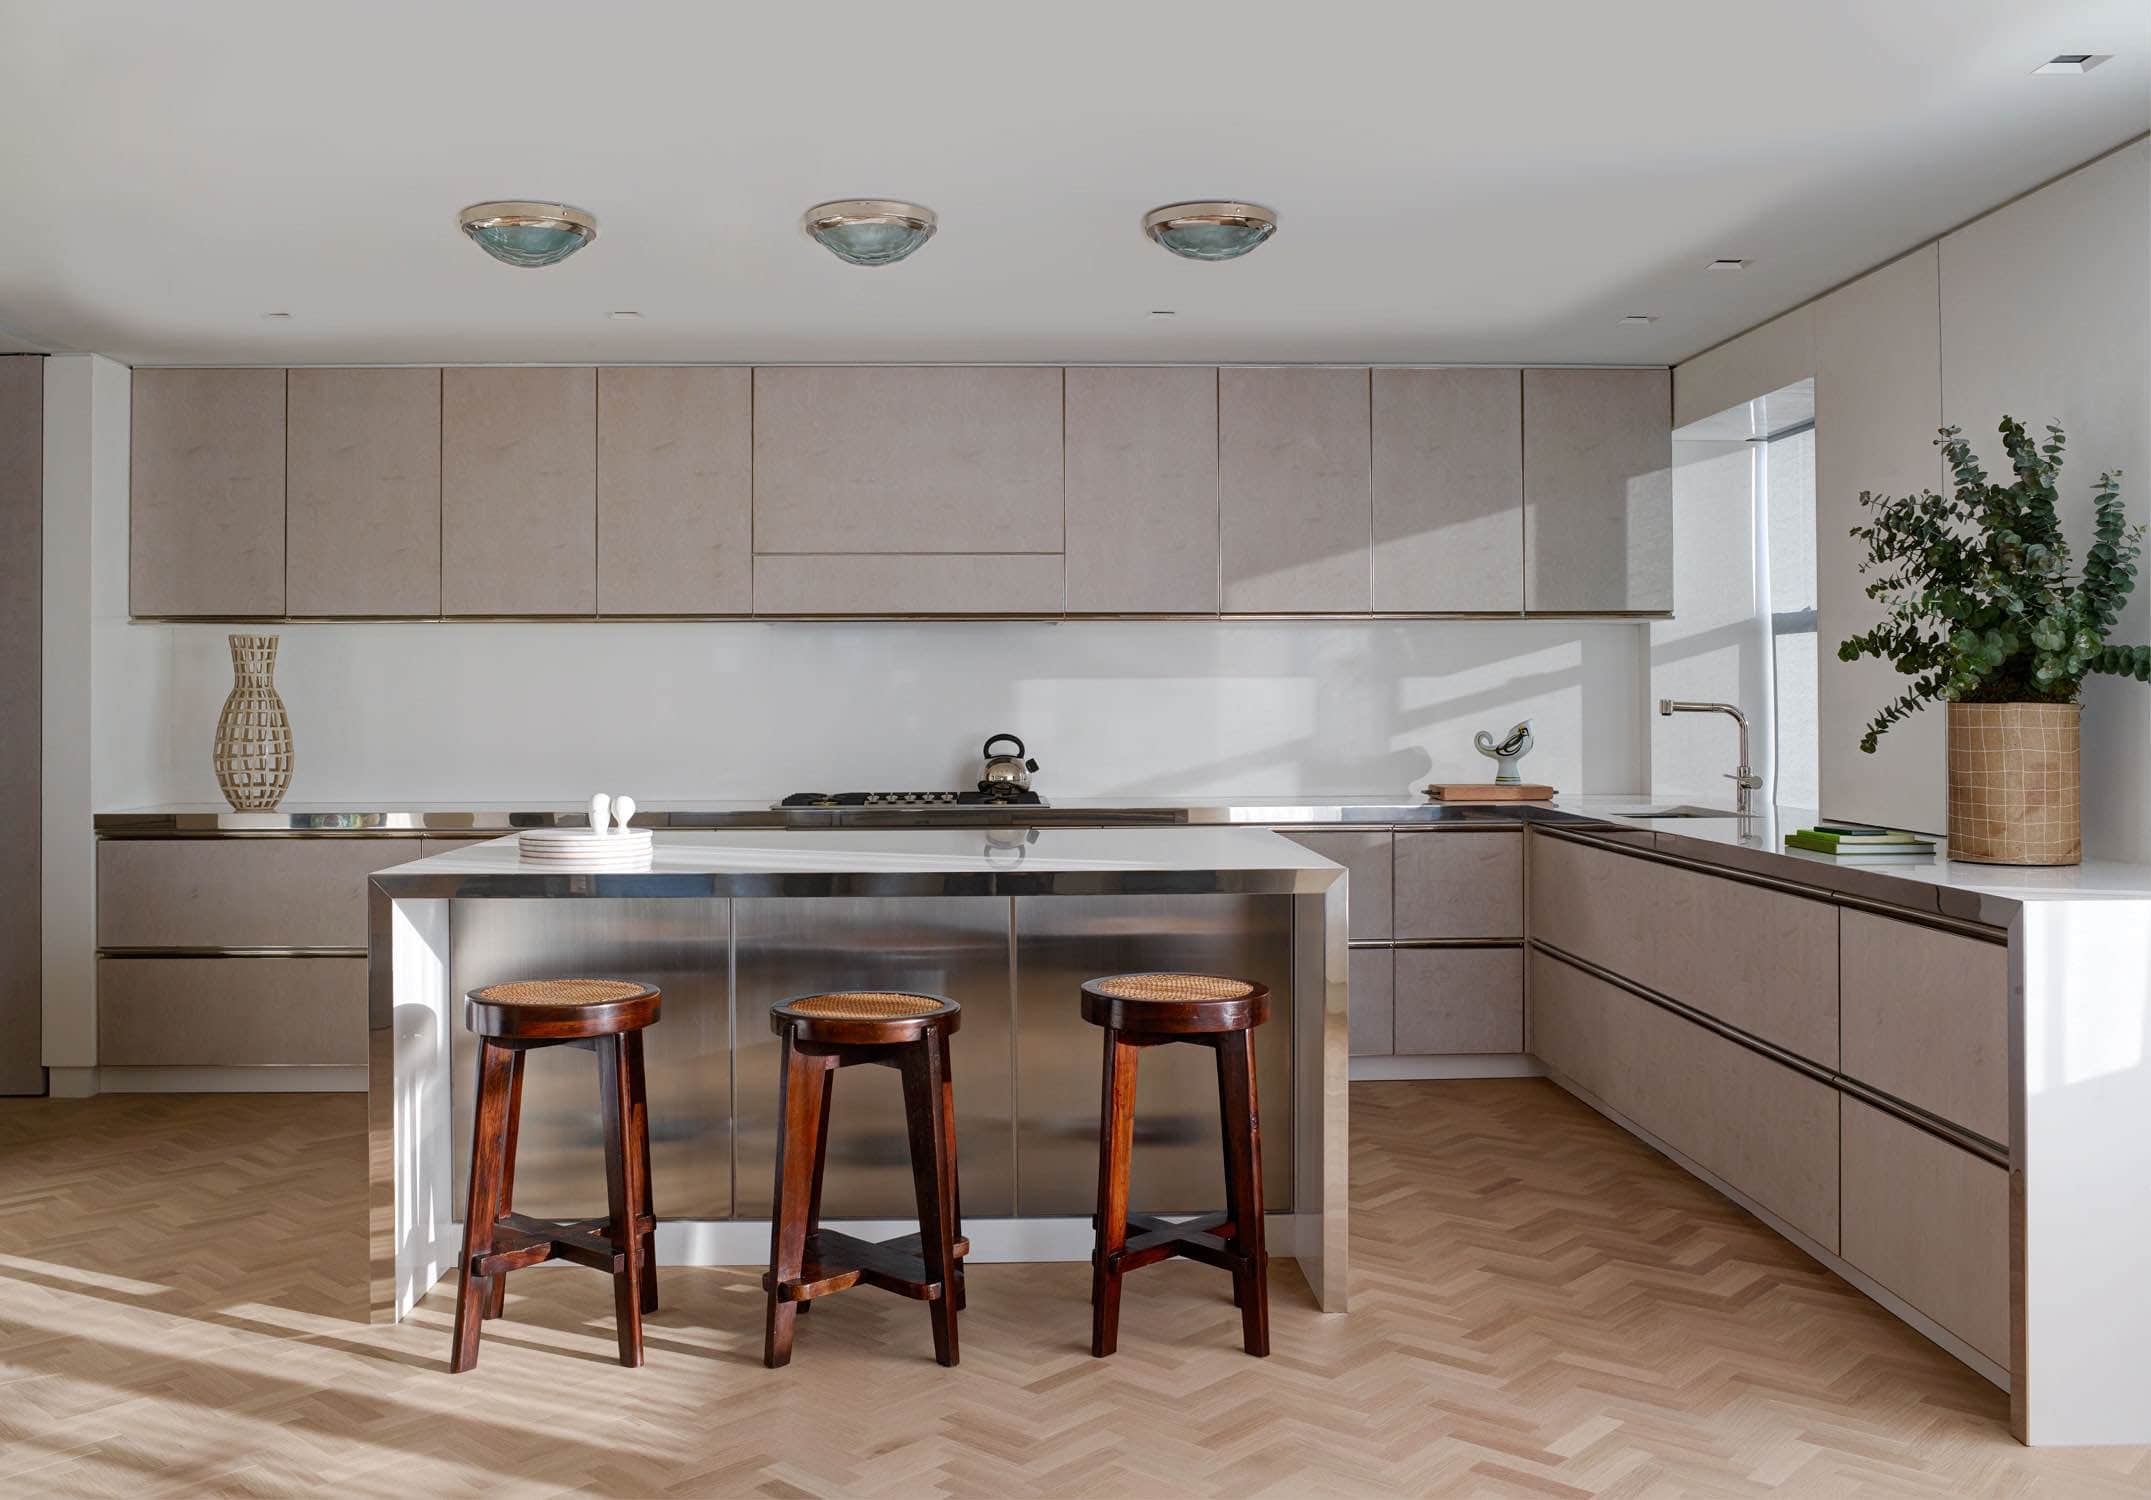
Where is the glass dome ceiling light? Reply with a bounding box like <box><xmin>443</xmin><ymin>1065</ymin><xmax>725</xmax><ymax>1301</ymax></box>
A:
<box><xmin>1143</xmin><ymin>201</ymin><xmax>1278</xmax><ymax>262</ymax></box>
<box><xmin>457</xmin><ymin>200</ymin><xmax>599</xmax><ymax>268</ymax></box>
<box><xmin>803</xmin><ymin>199</ymin><xmax>937</xmax><ymax>266</ymax></box>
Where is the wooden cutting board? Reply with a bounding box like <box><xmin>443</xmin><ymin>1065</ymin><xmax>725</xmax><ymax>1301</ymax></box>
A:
<box><xmin>1424</xmin><ymin>782</ymin><xmax>1557</xmax><ymax>802</ymax></box>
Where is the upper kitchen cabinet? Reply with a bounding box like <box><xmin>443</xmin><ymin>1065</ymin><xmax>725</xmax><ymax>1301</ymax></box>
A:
<box><xmin>597</xmin><ymin>367</ymin><xmax>751</xmax><ymax>614</ymax></box>
<box><xmin>752</xmin><ymin>367</ymin><xmax>1062</xmax><ymax>557</ymax></box>
<box><xmin>1372</xmin><ymin>369</ymin><xmax>1523</xmax><ymax>613</ymax></box>
<box><xmin>286</xmin><ymin>368</ymin><xmax>441</xmax><ymax>617</ymax></box>
<box><xmin>1522</xmin><ymin>367</ymin><xmax>1672</xmax><ymax>612</ymax></box>
<box><xmin>1063</xmin><ymin>367</ymin><xmax>1219</xmax><ymax>614</ymax></box>
<box><xmin>129</xmin><ymin>368</ymin><xmax>286</xmax><ymax>617</ymax></box>
<box><xmin>440</xmin><ymin>367</ymin><xmax>597</xmax><ymax>616</ymax></box>
<box><xmin>1219</xmin><ymin>368</ymin><xmax>1372</xmax><ymax>613</ymax></box>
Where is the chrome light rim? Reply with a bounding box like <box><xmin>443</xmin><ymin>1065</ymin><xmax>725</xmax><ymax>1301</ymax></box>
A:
<box><xmin>456</xmin><ymin>200</ymin><xmax>599</xmax><ymax>244</ymax></box>
<box><xmin>1143</xmin><ymin>200</ymin><xmax>1278</xmax><ymax>247</ymax></box>
<box><xmin>801</xmin><ymin>198</ymin><xmax>938</xmax><ymax>239</ymax></box>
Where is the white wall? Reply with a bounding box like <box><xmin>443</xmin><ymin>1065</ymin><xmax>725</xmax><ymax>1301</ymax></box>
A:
<box><xmin>100</xmin><ymin>616</ymin><xmax>1650</xmax><ymax>805</ymax></box>
<box><xmin>1675</xmin><ymin>138</ymin><xmax>2151</xmax><ymax>856</ymax></box>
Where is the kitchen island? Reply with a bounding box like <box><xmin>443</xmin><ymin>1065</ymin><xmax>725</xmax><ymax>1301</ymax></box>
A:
<box><xmin>367</xmin><ymin>827</ymin><xmax>1347</xmax><ymax>1324</ymax></box>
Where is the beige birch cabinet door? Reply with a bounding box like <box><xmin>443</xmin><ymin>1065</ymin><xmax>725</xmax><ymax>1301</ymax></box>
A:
<box><xmin>130</xmin><ymin>368</ymin><xmax>287</xmax><ymax>617</ymax></box>
<box><xmin>1219</xmin><ymin>368</ymin><xmax>1371</xmax><ymax>612</ymax></box>
<box><xmin>441</xmin><ymin>367</ymin><xmax>596</xmax><ymax>615</ymax></box>
<box><xmin>597</xmin><ymin>367</ymin><xmax>751</xmax><ymax>614</ymax></box>
<box><xmin>1522</xmin><ymin>367</ymin><xmax>1671</xmax><ymax>612</ymax></box>
<box><xmin>1063</xmin><ymin>366</ymin><xmax>1219</xmax><ymax>613</ymax></box>
<box><xmin>1372</xmin><ymin>368</ymin><xmax>1523</xmax><ymax>611</ymax></box>
<box><xmin>286</xmin><ymin>368</ymin><xmax>441</xmax><ymax>616</ymax></box>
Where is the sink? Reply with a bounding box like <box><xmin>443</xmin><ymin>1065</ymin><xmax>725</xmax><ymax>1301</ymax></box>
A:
<box><xmin>1601</xmin><ymin>803</ymin><xmax>1745</xmax><ymax>819</ymax></box>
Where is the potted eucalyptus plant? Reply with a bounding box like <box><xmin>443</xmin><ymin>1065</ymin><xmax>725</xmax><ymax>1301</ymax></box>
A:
<box><xmin>1840</xmin><ymin>417</ymin><xmax>2148</xmax><ymax>865</ymax></box>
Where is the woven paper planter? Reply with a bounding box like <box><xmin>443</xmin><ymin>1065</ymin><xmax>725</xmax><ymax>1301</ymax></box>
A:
<box><xmin>1946</xmin><ymin>702</ymin><xmax>2080</xmax><ymax>865</ymax></box>
<box><xmin>213</xmin><ymin>633</ymin><xmax>293</xmax><ymax>811</ymax></box>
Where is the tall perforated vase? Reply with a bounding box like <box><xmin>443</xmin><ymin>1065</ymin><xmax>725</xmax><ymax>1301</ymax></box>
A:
<box><xmin>1946</xmin><ymin>702</ymin><xmax>2080</xmax><ymax>865</ymax></box>
<box><xmin>213</xmin><ymin>633</ymin><xmax>294</xmax><ymax>811</ymax></box>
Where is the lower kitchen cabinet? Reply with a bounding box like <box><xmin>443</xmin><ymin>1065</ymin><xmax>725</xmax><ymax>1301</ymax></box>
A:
<box><xmin>1840</xmin><ymin>1096</ymin><xmax>2010</xmax><ymax>1365</ymax></box>
<box><xmin>98</xmin><ymin>836</ymin><xmax>411</xmax><ymax>949</ymax></box>
<box><xmin>1395</xmin><ymin>946</ymin><xmax>1523</xmax><ymax>1053</ymax></box>
<box><xmin>1840</xmin><ymin>910</ymin><xmax>2009</xmax><ymax>1145</ymax></box>
<box><xmin>1529</xmin><ymin>948</ymin><xmax>1840</xmax><ymax>1250</ymax></box>
<box><xmin>1394</xmin><ymin>827</ymin><xmax>1521</xmax><ymax>940</ymax></box>
<box><xmin>1348</xmin><ymin>947</ymin><xmax>1394</xmax><ymax>1056</ymax></box>
<box><xmin>1280</xmin><ymin>829</ymin><xmax>1392</xmax><ymax>941</ymax></box>
<box><xmin>97</xmin><ymin>956</ymin><xmax>368</xmax><ymax>1066</ymax></box>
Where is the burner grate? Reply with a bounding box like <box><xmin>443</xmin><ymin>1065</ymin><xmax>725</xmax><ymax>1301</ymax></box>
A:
<box><xmin>778</xmin><ymin>789</ymin><xmax>1047</xmax><ymax>809</ymax></box>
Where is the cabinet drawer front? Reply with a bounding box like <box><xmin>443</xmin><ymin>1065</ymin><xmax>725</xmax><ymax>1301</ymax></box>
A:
<box><xmin>1842</xmin><ymin>910</ymin><xmax>2008</xmax><ymax>1144</ymax></box>
<box><xmin>1529</xmin><ymin>950</ymin><xmax>1839</xmax><ymax>1249</ymax></box>
<box><xmin>1842</xmin><ymin>1096</ymin><xmax>2009</xmax><ymax>1365</ymax></box>
<box><xmin>1529</xmin><ymin>833</ymin><xmax>1838</xmax><ymax>1065</ymax></box>
<box><xmin>1279</xmin><ymin>831</ymin><xmax>1391</xmax><ymax>940</ymax></box>
<box><xmin>752</xmin><ymin>367</ymin><xmax>1064</xmax><ymax>555</ymax></box>
<box><xmin>752</xmin><ymin>552</ymin><xmax>1065</xmax><ymax>616</ymax></box>
<box><xmin>1395</xmin><ymin>828</ymin><xmax>1521</xmax><ymax>939</ymax></box>
<box><xmin>98</xmin><ymin>956</ymin><xmax>368</xmax><ymax>1066</ymax></box>
<box><xmin>1395</xmin><ymin>947</ymin><xmax>1522</xmax><ymax>1054</ymax></box>
<box><xmin>98</xmin><ymin>838</ymin><xmax>414</xmax><ymax>949</ymax></box>
<box><xmin>1348</xmin><ymin>947</ymin><xmax>1394</xmax><ymax>1057</ymax></box>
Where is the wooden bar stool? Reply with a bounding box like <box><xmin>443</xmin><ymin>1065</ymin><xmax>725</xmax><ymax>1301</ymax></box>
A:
<box><xmin>449</xmin><ymin>978</ymin><xmax>660</xmax><ymax>1374</ymax></box>
<box><xmin>764</xmin><ymin>991</ymin><xmax>966</xmax><ymax>1369</ymax></box>
<box><xmin>1082</xmin><ymin>971</ymin><xmax>1271</xmax><ymax>1359</ymax></box>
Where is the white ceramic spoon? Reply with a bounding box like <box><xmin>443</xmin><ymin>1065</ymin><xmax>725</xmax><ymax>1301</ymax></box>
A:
<box><xmin>613</xmin><ymin>795</ymin><xmax>637</xmax><ymax>834</ymax></box>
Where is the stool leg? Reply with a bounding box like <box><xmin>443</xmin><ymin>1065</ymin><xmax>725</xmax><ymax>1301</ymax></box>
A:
<box><xmin>796</xmin><ymin>1064</ymin><xmax>835</xmax><ymax>1317</ymax></box>
<box><xmin>765</xmin><ymin>1033</ymin><xmax>828</xmax><ymax>1368</ymax></box>
<box><xmin>937</xmin><ymin>1030</ymin><xmax>966</xmax><ymax>1313</ymax></box>
<box><xmin>1216</xmin><ymin>1030</ymin><xmax>1269</xmax><ymax>1358</ymax></box>
<box><xmin>627</xmin><ymin>1030</ymin><xmax>658</xmax><ymax>1316</ymax></box>
<box><xmin>450</xmin><ymin>1040</ymin><xmax>517</xmax><ymax>1373</ymax></box>
<box><xmin>597</xmin><ymin>1034</ymin><xmax>647</xmax><ymax>1368</ymax></box>
<box><xmin>897</xmin><ymin>1037</ymin><xmax>960</xmax><ymax>1366</ymax></box>
<box><xmin>1090</xmin><ymin>1028</ymin><xmax>1139</xmax><ymax>1358</ymax></box>
<box><xmin>483</xmin><ymin>1048</ymin><xmax>526</xmax><ymax>1320</ymax></box>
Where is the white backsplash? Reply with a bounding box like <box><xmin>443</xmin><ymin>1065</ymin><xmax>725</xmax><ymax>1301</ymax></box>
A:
<box><xmin>98</xmin><ymin>617</ymin><xmax>1651</xmax><ymax>805</ymax></box>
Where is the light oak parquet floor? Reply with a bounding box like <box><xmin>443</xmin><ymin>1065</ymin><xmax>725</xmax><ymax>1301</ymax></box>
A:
<box><xmin>1</xmin><ymin>1079</ymin><xmax>2145</xmax><ymax>1499</ymax></box>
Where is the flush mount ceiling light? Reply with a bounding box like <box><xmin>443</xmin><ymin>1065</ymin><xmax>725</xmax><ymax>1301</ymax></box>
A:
<box><xmin>2033</xmin><ymin>53</ymin><xmax>2111</xmax><ymax>74</ymax></box>
<box><xmin>457</xmin><ymin>200</ymin><xmax>599</xmax><ymax>268</ymax></box>
<box><xmin>803</xmin><ymin>199</ymin><xmax>937</xmax><ymax>266</ymax></box>
<box><xmin>1144</xmin><ymin>201</ymin><xmax>1278</xmax><ymax>261</ymax></box>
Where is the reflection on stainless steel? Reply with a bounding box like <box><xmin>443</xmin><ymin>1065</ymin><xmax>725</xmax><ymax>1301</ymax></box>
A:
<box><xmin>733</xmin><ymin>897</ymin><xmax>1016</xmax><ymax>1219</ymax></box>
<box><xmin>446</xmin><ymin>898</ymin><xmax>731</xmax><ymax>1218</ymax></box>
<box><xmin>1015</xmin><ymin>895</ymin><xmax>1293</xmax><ymax>1215</ymax></box>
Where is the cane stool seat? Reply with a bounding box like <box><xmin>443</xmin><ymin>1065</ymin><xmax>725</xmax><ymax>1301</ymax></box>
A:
<box><xmin>465</xmin><ymin>978</ymin><xmax>660</xmax><ymax>1039</ymax></box>
<box><xmin>1080</xmin><ymin>971</ymin><xmax>1268</xmax><ymax>1036</ymax></box>
<box><xmin>771</xmin><ymin>991</ymin><xmax>959</xmax><ymax>1046</ymax></box>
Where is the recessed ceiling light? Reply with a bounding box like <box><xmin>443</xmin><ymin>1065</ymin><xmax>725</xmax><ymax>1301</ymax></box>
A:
<box><xmin>608</xmin><ymin>310</ymin><xmax>643</xmax><ymax>320</ymax></box>
<box><xmin>1705</xmin><ymin>258</ymin><xmax>1749</xmax><ymax>271</ymax></box>
<box><xmin>457</xmin><ymin>200</ymin><xmax>599</xmax><ymax>268</ymax></box>
<box><xmin>1617</xmin><ymin>314</ymin><xmax>1659</xmax><ymax>327</ymax></box>
<box><xmin>802</xmin><ymin>199</ymin><xmax>937</xmax><ymax>266</ymax></box>
<box><xmin>260</xmin><ymin>311</ymin><xmax>293</xmax><ymax>320</ymax></box>
<box><xmin>2033</xmin><ymin>53</ymin><xmax>2111</xmax><ymax>74</ymax></box>
<box><xmin>1144</xmin><ymin>201</ymin><xmax>1279</xmax><ymax>261</ymax></box>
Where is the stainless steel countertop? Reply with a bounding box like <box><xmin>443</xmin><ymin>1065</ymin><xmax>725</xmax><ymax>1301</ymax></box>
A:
<box><xmin>100</xmin><ymin>795</ymin><xmax>2151</xmax><ymax>922</ymax></box>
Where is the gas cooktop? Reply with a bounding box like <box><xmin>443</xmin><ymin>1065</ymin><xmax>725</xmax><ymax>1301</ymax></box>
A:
<box><xmin>776</xmin><ymin>790</ymin><xmax>1048</xmax><ymax>809</ymax></box>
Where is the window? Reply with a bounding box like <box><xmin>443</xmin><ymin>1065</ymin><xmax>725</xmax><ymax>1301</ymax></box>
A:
<box><xmin>1761</xmin><ymin>423</ymin><xmax>1817</xmax><ymax>808</ymax></box>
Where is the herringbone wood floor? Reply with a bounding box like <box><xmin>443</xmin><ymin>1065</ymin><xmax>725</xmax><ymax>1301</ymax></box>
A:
<box><xmin>1</xmin><ymin>1081</ymin><xmax>2144</xmax><ymax>1499</ymax></box>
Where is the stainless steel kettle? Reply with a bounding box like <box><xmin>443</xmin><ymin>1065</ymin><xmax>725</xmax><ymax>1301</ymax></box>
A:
<box><xmin>979</xmin><ymin>733</ymin><xmax>1039</xmax><ymax>792</ymax></box>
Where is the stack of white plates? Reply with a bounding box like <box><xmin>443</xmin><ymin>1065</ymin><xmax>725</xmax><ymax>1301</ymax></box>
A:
<box><xmin>516</xmin><ymin>827</ymin><xmax>655</xmax><ymax>870</ymax></box>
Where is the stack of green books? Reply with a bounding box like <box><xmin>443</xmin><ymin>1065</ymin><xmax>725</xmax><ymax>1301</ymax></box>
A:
<box><xmin>1785</xmin><ymin>823</ymin><xmax>1937</xmax><ymax>858</ymax></box>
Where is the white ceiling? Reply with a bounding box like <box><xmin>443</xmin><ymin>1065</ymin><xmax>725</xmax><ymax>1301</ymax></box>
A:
<box><xmin>1</xmin><ymin>1</ymin><xmax>2144</xmax><ymax>367</ymax></box>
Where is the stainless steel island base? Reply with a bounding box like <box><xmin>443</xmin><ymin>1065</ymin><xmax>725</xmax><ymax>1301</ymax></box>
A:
<box><xmin>368</xmin><ymin>828</ymin><xmax>1347</xmax><ymax>1322</ymax></box>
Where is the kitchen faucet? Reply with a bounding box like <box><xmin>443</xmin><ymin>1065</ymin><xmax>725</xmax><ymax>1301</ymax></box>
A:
<box><xmin>1659</xmin><ymin>700</ymin><xmax>1763</xmax><ymax>816</ymax></box>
